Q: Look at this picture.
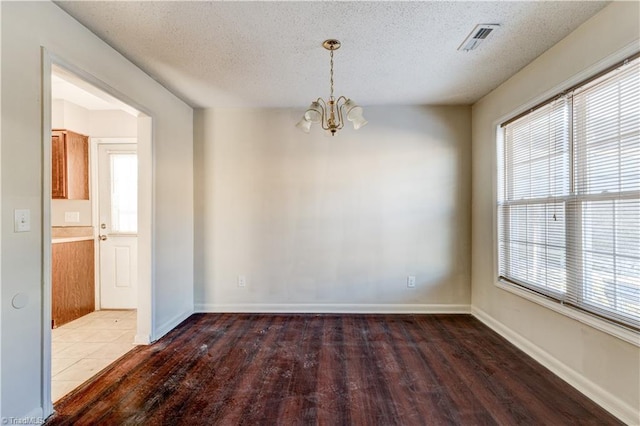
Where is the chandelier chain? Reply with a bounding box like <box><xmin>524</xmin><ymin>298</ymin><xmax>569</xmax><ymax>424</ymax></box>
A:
<box><xmin>329</xmin><ymin>49</ymin><xmax>334</xmax><ymax>99</ymax></box>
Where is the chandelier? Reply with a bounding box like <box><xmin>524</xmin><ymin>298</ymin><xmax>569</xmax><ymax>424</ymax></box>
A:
<box><xmin>296</xmin><ymin>39</ymin><xmax>367</xmax><ymax>136</ymax></box>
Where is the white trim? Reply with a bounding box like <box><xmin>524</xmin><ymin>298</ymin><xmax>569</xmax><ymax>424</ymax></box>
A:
<box><xmin>472</xmin><ymin>307</ymin><xmax>639</xmax><ymax>425</ymax></box>
<box><xmin>92</xmin><ymin>137</ymin><xmax>137</xmax><ymax>145</ymax></box>
<box><xmin>496</xmin><ymin>281</ymin><xmax>640</xmax><ymax>347</ymax></box>
<box><xmin>133</xmin><ymin>333</ymin><xmax>151</xmax><ymax>345</ymax></box>
<box><xmin>151</xmin><ymin>309</ymin><xmax>193</xmax><ymax>342</ymax></box>
<box><xmin>494</xmin><ymin>42</ymin><xmax>640</xmax><ymax>128</ymax></box>
<box><xmin>195</xmin><ymin>303</ymin><xmax>471</xmax><ymax>314</ymax></box>
<box><xmin>40</xmin><ymin>48</ymin><xmax>54</xmax><ymax>420</ymax></box>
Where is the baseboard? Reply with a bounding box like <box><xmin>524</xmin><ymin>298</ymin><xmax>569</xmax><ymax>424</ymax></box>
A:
<box><xmin>133</xmin><ymin>334</ymin><xmax>151</xmax><ymax>345</ymax></box>
<box><xmin>151</xmin><ymin>308</ymin><xmax>194</xmax><ymax>342</ymax></box>
<box><xmin>471</xmin><ymin>307</ymin><xmax>638</xmax><ymax>425</ymax></box>
<box><xmin>195</xmin><ymin>303</ymin><xmax>471</xmax><ymax>314</ymax></box>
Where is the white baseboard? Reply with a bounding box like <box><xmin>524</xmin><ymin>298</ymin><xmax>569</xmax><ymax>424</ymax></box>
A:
<box><xmin>133</xmin><ymin>334</ymin><xmax>151</xmax><ymax>345</ymax></box>
<box><xmin>151</xmin><ymin>308</ymin><xmax>194</xmax><ymax>343</ymax></box>
<box><xmin>471</xmin><ymin>307</ymin><xmax>638</xmax><ymax>425</ymax></box>
<box><xmin>195</xmin><ymin>303</ymin><xmax>470</xmax><ymax>314</ymax></box>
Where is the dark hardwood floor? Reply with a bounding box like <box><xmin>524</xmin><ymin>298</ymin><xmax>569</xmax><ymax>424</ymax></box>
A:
<box><xmin>46</xmin><ymin>314</ymin><xmax>621</xmax><ymax>425</ymax></box>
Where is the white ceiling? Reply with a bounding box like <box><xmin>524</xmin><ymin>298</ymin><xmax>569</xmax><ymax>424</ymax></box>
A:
<box><xmin>55</xmin><ymin>1</ymin><xmax>609</xmax><ymax>109</ymax></box>
<box><xmin>52</xmin><ymin>74</ymin><xmax>118</xmax><ymax>110</ymax></box>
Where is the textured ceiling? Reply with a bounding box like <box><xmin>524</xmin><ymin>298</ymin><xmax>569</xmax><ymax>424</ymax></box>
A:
<box><xmin>55</xmin><ymin>1</ymin><xmax>609</xmax><ymax>108</ymax></box>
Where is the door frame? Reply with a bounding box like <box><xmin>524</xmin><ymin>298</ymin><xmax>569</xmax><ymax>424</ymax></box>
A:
<box><xmin>91</xmin><ymin>138</ymin><xmax>137</xmax><ymax>310</ymax></box>
<box><xmin>41</xmin><ymin>48</ymin><xmax>155</xmax><ymax>413</ymax></box>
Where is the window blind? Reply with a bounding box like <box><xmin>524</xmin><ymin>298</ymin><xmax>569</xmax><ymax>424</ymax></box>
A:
<box><xmin>498</xmin><ymin>55</ymin><xmax>640</xmax><ymax>329</ymax></box>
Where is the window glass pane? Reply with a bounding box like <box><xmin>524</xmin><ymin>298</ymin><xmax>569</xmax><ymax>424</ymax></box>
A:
<box><xmin>499</xmin><ymin>203</ymin><xmax>566</xmax><ymax>293</ymax></box>
<box><xmin>581</xmin><ymin>199</ymin><xmax>639</xmax><ymax>322</ymax></box>
<box><xmin>505</xmin><ymin>101</ymin><xmax>569</xmax><ymax>200</ymax></box>
<box><xmin>499</xmin><ymin>56</ymin><xmax>639</xmax><ymax>328</ymax></box>
<box><xmin>620</xmin><ymin>135</ymin><xmax>640</xmax><ymax>192</ymax></box>
<box><xmin>583</xmin><ymin>252</ymin><xmax>615</xmax><ymax>308</ymax></box>
<box><xmin>111</xmin><ymin>153</ymin><xmax>137</xmax><ymax>233</ymax></box>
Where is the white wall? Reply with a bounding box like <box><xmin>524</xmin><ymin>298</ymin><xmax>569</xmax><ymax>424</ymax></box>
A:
<box><xmin>0</xmin><ymin>1</ymin><xmax>193</xmax><ymax>420</ymax></box>
<box><xmin>194</xmin><ymin>106</ymin><xmax>471</xmax><ymax>312</ymax></box>
<box><xmin>89</xmin><ymin>109</ymin><xmax>137</xmax><ymax>137</ymax></box>
<box><xmin>471</xmin><ymin>2</ymin><xmax>640</xmax><ymax>423</ymax></box>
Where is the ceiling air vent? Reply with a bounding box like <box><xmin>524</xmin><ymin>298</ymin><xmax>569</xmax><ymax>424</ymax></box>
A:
<box><xmin>458</xmin><ymin>24</ymin><xmax>500</xmax><ymax>52</ymax></box>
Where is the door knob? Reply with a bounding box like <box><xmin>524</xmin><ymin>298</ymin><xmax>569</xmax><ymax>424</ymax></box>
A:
<box><xmin>99</xmin><ymin>235</ymin><xmax>108</xmax><ymax>241</ymax></box>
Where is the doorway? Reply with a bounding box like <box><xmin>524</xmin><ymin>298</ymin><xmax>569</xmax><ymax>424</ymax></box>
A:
<box><xmin>46</xmin><ymin>60</ymin><xmax>152</xmax><ymax>404</ymax></box>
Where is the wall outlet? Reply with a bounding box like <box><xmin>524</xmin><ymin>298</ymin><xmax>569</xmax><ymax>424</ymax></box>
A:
<box><xmin>65</xmin><ymin>211</ymin><xmax>80</xmax><ymax>223</ymax></box>
<box><xmin>238</xmin><ymin>275</ymin><xmax>246</xmax><ymax>287</ymax></box>
<box><xmin>407</xmin><ymin>275</ymin><xmax>416</xmax><ymax>288</ymax></box>
<box><xmin>14</xmin><ymin>209</ymin><xmax>30</xmax><ymax>232</ymax></box>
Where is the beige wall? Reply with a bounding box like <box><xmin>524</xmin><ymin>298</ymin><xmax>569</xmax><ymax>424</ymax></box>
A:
<box><xmin>1</xmin><ymin>2</ymin><xmax>193</xmax><ymax>419</ymax></box>
<box><xmin>194</xmin><ymin>106</ymin><xmax>471</xmax><ymax>311</ymax></box>
<box><xmin>471</xmin><ymin>2</ymin><xmax>640</xmax><ymax>423</ymax></box>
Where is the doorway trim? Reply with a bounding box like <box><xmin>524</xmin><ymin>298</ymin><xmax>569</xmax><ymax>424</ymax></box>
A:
<box><xmin>41</xmin><ymin>48</ymin><xmax>154</xmax><ymax>414</ymax></box>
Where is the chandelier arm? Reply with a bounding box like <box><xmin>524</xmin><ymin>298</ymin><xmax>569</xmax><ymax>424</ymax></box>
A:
<box><xmin>336</xmin><ymin>100</ymin><xmax>345</xmax><ymax>130</ymax></box>
<box><xmin>315</xmin><ymin>98</ymin><xmax>330</xmax><ymax>130</ymax></box>
<box><xmin>336</xmin><ymin>96</ymin><xmax>349</xmax><ymax>129</ymax></box>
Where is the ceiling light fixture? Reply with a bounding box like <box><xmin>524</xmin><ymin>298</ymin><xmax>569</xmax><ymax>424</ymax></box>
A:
<box><xmin>296</xmin><ymin>39</ymin><xmax>367</xmax><ymax>136</ymax></box>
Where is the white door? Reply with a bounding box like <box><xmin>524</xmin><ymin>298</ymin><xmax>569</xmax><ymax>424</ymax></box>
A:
<box><xmin>98</xmin><ymin>144</ymin><xmax>138</xmax><ymax>309</ymax></box>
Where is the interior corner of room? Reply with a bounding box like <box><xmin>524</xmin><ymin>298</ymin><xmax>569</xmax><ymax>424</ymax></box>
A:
<box><xmin>0</xmin><ymin>0</ymin><xmax>638</xmax><ymax>425</ymax></box>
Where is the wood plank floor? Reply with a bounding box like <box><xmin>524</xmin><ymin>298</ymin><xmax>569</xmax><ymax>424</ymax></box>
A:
<box><xmin>46</xmin><ymin>314</ymin><xmax>621</xmax><ymax>425</ymax></box>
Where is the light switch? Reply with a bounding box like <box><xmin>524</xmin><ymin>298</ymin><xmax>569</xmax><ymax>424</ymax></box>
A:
<box><xmin>14</xmin><ymin>209</ymin><xmax>30</xmax><ymax>232</ymax></box>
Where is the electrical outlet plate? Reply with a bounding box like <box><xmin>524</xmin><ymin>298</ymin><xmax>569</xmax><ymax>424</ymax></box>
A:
<box><xmin>65</xmin><ymin>211</ymin><xmax>80</xmax><ymax>223</ymax></box>
<box><xmin>407</xmin><ymin>275</ymin><xmax>416</xmax><ymax>288</ymax></box>
<box><xmin>238</xmin><ymin>275</ymin><xmax>246</xmax><ymax>287</ymax></box>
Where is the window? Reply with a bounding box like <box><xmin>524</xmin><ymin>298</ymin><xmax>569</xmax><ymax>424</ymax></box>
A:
<box><xmin>110</xmin><ymin>153</ymin><xmax>138</xmax><ymax>233</ymax></box>
<box><xmin>498</xmin><ymin>54</ymin><xmax>640</xmax><ymax>330</ymax></box>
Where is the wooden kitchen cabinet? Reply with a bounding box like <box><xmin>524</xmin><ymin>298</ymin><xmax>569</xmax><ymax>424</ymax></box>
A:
<box><xmin>52</xmin><ymin>239</ymin><xmax>95</xmax><ymax>327</ymax></box>
<box><xmin>52</xmin><ymin>129</ymin><xmax>89</xmax><ymax>199</ymax></box>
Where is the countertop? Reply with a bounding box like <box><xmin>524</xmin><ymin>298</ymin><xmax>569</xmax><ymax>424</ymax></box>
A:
<box><xmin>52</xmin><ymin>226</ymin><xmax>94</xmax><ymax>244</ymax></box>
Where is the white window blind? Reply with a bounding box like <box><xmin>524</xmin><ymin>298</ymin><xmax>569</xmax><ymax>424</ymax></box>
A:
<box><xmin>498</xmin><ymin>55</ymin><xmax>640</xmax><ymax>329</ymax></box>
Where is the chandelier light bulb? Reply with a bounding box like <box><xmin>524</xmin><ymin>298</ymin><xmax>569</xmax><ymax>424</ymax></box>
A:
<box><xmin>295</xmin><ymin>117</ymin><xmax>312</xmax><ymax>133</ymax></box>
<box><xmin>304</xmin><ymin>102</ymin><xmax>322</xmax><ymax>123</ymax></box>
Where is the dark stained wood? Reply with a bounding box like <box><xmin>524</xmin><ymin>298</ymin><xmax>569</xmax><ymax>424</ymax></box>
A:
<box><xmin>51</xmin><ymin>240</ymin><xmax>95</xmax><ymax>327</ymax></box>
<box><xmin>65</xmin><ymin>130</ymin><xmax>89</xmax><ymax>199</ymax></box>
<box><xmin>51</xmin><ymin>129</ymin><xmax>89</xmax><ymax>200</ymax></box>
<box><xmin>51</xmin><ymin>131</ymin><xmax>67</xmax><ymax>199</ymax></box>
<box><xmin>47</xmin><ymin>314</ymin><xmax>623</xmax><ymax>425</ymax></box>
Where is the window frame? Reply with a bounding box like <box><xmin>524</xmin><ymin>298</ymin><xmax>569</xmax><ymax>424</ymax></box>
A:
<box><xmin>493</xmin><ymin>48</ymin><xmax>640</xmax><ymax>346</ymax></box>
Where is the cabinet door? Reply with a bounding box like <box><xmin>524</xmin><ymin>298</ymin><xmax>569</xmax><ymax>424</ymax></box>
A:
<box><xmin>51</xmin><ymin>129</ymin><xmax>89</xmax><ymax>200</ymax></box>
<box><xmin>66</xmin><ymin>130</ymin><xmax>89</xmax><ymax>199</ymax></box>
<box><xmin>51</xmin><ymin>130</ymin><xmax>67</xmax><ymax>199</ymax></box>
<box><xmin>52</xmin><ymin>240</ymin><xmax>95</xmax><ymax>327</ymax></box>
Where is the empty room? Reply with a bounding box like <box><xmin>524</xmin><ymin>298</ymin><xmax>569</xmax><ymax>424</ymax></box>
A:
<box><xmin>0</xmin><ymin>1</ymin><xmax>638</xmax><ymax>425</ymax></box>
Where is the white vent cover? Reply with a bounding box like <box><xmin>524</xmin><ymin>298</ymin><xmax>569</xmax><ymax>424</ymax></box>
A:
<box><xmin>458</xmin><ymin>24</ymin><xmax>500</xmax><ymax>52</ymax></box>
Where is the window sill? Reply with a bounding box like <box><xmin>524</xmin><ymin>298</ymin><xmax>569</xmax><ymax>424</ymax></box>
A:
<box><xmin>496</xmin><ymin>280</ymin><xmax>640</xmax><ymax>347</ymax></box>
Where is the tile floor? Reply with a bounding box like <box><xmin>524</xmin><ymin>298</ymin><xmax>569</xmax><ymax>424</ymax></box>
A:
<box><xmin>52</xmin><ymin>309</ymin><xmax>137</xmax><ymax>402</ymax></box>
